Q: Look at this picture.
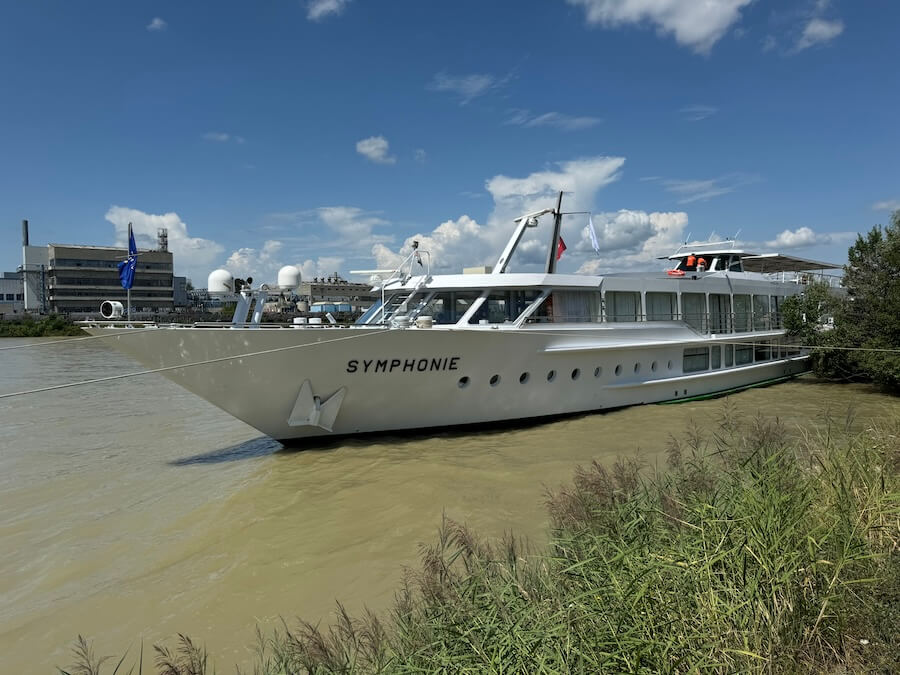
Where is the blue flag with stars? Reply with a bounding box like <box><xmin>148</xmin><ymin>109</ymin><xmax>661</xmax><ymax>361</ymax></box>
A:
<box><xmin>117</xmin><ymin>224</ymin><xmax>137</xmax><ymax>289</ymax></box>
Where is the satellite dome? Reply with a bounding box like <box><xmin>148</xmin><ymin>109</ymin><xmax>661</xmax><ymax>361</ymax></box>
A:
<box><xmin>277</xmin><ymin>265</ymin><xmax>302</xmax><ymax>291</ymax></box>
<box><xmin>207</xmin><ymin>269</ymin><xmax>234</xmax><ymax>294</ymax></box>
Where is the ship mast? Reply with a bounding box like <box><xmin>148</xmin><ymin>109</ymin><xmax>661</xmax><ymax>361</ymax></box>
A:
<box><xmin>544</xmin><ymin>190</ymin><xmax>564</xmax><ymax>274</ymax></box>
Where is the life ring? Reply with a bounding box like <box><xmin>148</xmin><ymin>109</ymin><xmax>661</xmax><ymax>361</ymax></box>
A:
<box><xmin>667</xmin><ymin>269</ymin><xmax>685</xmax><ymax>276</ymax></box>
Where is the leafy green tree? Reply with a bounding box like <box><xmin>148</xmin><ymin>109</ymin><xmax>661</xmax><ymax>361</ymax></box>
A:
<box><xmin>799</xmin><ymin>210</ymin><xmax>900</xmax><ymax>389</ymax></box>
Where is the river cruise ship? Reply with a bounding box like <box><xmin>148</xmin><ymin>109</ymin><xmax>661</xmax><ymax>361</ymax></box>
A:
<box><xmin>83</xmin><ymin>197</ymin><xmax>840</xmax><ymax>442</ymax></box>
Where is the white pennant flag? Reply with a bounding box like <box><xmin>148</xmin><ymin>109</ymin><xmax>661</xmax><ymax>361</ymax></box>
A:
<box><xmin>588</xmin><ymin>213</ymin><xmax>600</xmax><ymax>254</ymax></box>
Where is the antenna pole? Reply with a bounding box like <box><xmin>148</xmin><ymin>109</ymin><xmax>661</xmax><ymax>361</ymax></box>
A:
<box><xmin>544</xmin><ymin>191</ymin><xmax>564</xmax><ymax>274</ymax></box>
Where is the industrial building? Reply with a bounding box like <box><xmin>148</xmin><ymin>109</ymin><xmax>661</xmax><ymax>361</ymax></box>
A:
<box><xmin>298</xmin><ymin>273</ymin><xmax>377</xmax><ymax>314</ymax></box>
<box><xmin>19</xmin><ymin>220</ymin><xmax>175</xmax><ymax>315</ymax></box>
<box><xmin>0</xmin><ymin>271</ymin><xmax>25</xmax><ymax>316</ymax></box>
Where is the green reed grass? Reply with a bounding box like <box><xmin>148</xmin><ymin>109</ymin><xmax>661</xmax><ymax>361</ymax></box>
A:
<box><xmin>62</xmin><ymin>405</ymin><xmax>900</xmax><ymax>674</ymax></box>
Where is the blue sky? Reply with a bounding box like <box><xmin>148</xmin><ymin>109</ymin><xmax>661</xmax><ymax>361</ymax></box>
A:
<box><xmin>1</xmin><ymin>0</ymin><xmax>897</xmax><ymax>283</ymax></box>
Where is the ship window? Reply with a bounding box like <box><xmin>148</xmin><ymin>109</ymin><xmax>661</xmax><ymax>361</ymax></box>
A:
<box><xmin>753</xmin><ymin>295</ymin><xmax>770</xmax><ymax>330</ymax></box>
<box><xmin>667</xmin><ymin>360</ymin><xmax>673</xmax><ymax>370</ymax></box>
<box><xmin>733</xmin><ymin>295</ymin><xmax>751</xmax><ymax>332</ymax></box>
<box><xmin>519</xmin><ymin>372</ymin><xmax>530</xmax><ymax>384</ymax></box>
<box><xmin>458</xmin><ymin>376</ymin><xmax>470</xmax><ymax>388</ymax></box>
<box><xmin>552</xmin><ymin>291</ymin><xmax>600</xmax><ymax>322</ymax></box>
<box><xmin>571</xmin><ymin>368</ymin><xmax>580</xmax><ymax>380</ymax></box>
<box><xmin>711</xmin><ymin>345</ymin><xmax>721</xmax><ymax>369</ymax></box>
<box><xmin>729</xmin><ymin>256</ymin><xmax>743</xmax><ymax>272</ymax></box>
<box><xmin>547</xmin><ymin>370</ymin><xmax>556</xmax><ymax>382</ymax></box>
<box><xmin>651</xmin><ymin>361</ymin><xmax>658</xmax><ymax>372</ymax></box>
<box><xmin>683</xmin><ymin>347</ymin><xmax>710</xmax><ymax>373</ymax></box>
<box><xmin>772</xmin><ymin>295</ymin><xmax>783</xmax><ymax>329</ymax></box>
<box><xmin>724</xmin><ymin>344</ymin><xmax>734</xmax><ymax>367</ymax></box>
<box><xmin>594</xmin><ymin>366</ymin><xmax>602</xmax><ymax>377</ymax></box>
<box><xmin>490</xmin><ymin>374</ymin><xmax>501</xmax><ymax>386</ymax></box>
<box><xmin>634</xmin><ymin>363</ymin><xmax>641</xmax><ymax>374</ymax></box>
<box><xmin>615</xmin><ymin>364</ymin><xmax>622</xmax><ymax>376</ymax></box>
<box><xmin>454</xmin><ymin>292</ymin><xmax>482</xmax><ymax>322</ymax></box>
<box><xmin>709</xmin><ymin>294</ymin><xmax>732</xmax><ymax>333</ymax></box>
<box><xmin>754</xmin><ymin>341</ymin><xmax>771</xmax><ymax>362</ymax></box>
<box><xmin>419</xmin><ymin>291</ymin><xmax>484</xmax><ymax>324</ymax></box>
<box><xmin>682</xmin><ymin>293</ymin><xmax>707</xmax><ymax>331</ymax></box>
<box><xmin>606</xmin><ymin>291</ymin><xmax>641</xmax><ymax>322</ymax></box>
<box><xmin>646</xmin><ymin>292</ymin><xmax>677</xmax><ymax>321</ymax></box>
<box><xmin>735</xmin><ymin>344</ymin><xmax>752</xmax><ymax>365</ymax></box>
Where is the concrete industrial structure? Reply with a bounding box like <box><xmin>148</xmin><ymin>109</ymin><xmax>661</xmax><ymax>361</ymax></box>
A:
<box><xmin>19</xmin><ymin>220</ymin><xmax>175</xmax><ymax>315</ymax></box>
<box><xmin>299</xmin><ymin>274</ymin><xmax>377</xmax><ymax>314</ymax></box>
<box><xmin>0</xmin><ymin>271</ymin><xmax>25</xmax><ymax>316</ymax></box>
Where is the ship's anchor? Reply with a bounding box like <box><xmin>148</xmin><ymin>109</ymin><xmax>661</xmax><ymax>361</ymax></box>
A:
<box><xmin>287</xmin><ymin>380</ymin><xmax>346</xmax><ymax>431</ymax></box>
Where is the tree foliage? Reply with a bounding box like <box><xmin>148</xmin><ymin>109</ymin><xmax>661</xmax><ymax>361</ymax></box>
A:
<box><xmin>786</xmin><ymin>210</ymin><xmax>900</xmax><ymax>390</ymax></box>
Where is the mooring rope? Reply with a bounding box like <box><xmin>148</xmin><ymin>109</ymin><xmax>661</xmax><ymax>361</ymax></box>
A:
<box><xmin>0</xmin><ymin>328</ymin><xmax>386</xmax><ymax>400</ymax></box>
<box><xmin>0</xmin><ymin>326</ymin><xmax>162</xmax><ymax>351</ymax></box>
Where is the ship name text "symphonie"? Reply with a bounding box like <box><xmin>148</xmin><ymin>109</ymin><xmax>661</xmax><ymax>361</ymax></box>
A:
<box><xmin>346</xmin><ymin>357</ymin><xmax>461</xmax><ymax>374</ymax></box>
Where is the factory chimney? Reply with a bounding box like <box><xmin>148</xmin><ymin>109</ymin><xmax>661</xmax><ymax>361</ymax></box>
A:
<box><xmin>22</xmin><ymin>219</ymin><xmax>29</xmax><ymax>246</ymax></box>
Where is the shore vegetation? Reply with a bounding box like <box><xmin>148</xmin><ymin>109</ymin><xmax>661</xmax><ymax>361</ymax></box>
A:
<box><xmin>0</xmin><ymin>314</ymin><xmax>85</xmax><ymax>337</ymax></box>
<box><xmin>62</xmin><ymin>406</ymin><xmax>900</xmax><ymax>674</ymax></box>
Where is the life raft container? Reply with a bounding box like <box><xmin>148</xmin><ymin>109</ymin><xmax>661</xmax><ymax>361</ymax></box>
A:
<box><xmin>667</xmin><ymin>269</ymin><xmax>685</xmax><ymax>277</ymax></box>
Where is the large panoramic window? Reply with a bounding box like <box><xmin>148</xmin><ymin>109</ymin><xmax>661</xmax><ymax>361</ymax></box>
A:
<box><xmin>709</xmin><ymin>294</ymin><xmax>732</xmax><ymax>333</ymax></box>
<box><xmin>682</xmin><ymin>293</ymin><xmax>707</xmax><ymax>331</ymax></box>
<box><xmin>753</xmin><ymin>295</ymin><xmax>770</xmax><ymax>330</ymax></box>
<box><xmin>646</xmin><ymin>292</ymin><xmax>677</xmax><ymax>321</ymax></box>
<box><xmin>683</xmin><ymin>347</ymin><xmax>710</xmax><ymax>373</ymax></box>
<box><xmin>606</xmin><ymin>291</ymin><xmax>640</xmax><ymax>322</ymax></box>
<box><xmin>735</xmin><ymin>344</ymin><xmax>753</xmax><ymax>365</ymax></box>
<box><xmin>733</xmin><ymin>294</ymin><xmax>751</xmax><ymax>332</ymax></box>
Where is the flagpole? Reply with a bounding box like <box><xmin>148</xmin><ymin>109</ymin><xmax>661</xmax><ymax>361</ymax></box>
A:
<box><xmin>127</xmin><ymin>223</ymin><xmax>132</xmax><ymax>320</ymax></box>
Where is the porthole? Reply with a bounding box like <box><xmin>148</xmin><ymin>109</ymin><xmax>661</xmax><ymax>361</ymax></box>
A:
<box><xmin>571</xmin><ymin>368</ymin><xmax>580</xmax><ymax>380</ymax></box>
<box><xmin>633</xmin><ymin>363</ymin><xmax>641</xmax><ymax>374</ymax></box>
<box><xmin>490</xmin><ymin>374</ymin><xmax>501</xmax><ymax>387</ymax></box>
<box><xmin>547</xmin><ymin>370</ymin><xmax>556</xmax><ymax>382</ymax></box>
<box><xmin>651</xmin><ymin>361</ymin><xmax>658</xmax><ymax>372</ymax></box>
<box><xmin>458</xmin><ymin>376</ymin><xmax>470</xmax><ymax>388</ymax></box>
<box><xmin>594</xmin><ymin>366</ymin><xmax>602</xmax><ymax>378</ymax></box>
<box><xmin>519</xmin><ymin>372</ymin><xmax>530</xmax><ymax>384</ymax></box>
<box><xmin>615</xmin><ymin>364</ymin><xmax>622</xmax><ymax>376</ymax></box>
<box><xmin>667</xmin><ymin>360</ymin><xmax>674</xmax><ymax>370</ymax></box>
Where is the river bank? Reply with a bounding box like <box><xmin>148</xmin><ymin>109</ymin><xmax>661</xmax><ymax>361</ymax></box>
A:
<box><xmin>65</xmin><ymin>404</ymin><xmax>900</xmax><ymax>673</ymax></box>
<box><xmin>1</xmin><ymin>338</ymin><xmax>898</xmax><ymax>672</ymax></box>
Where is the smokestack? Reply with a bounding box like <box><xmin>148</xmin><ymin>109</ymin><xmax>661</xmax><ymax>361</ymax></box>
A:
<box><xmin>22</xmin><ymin>219</ymin><xmax>29</xmax><ymax>246</ymax></box>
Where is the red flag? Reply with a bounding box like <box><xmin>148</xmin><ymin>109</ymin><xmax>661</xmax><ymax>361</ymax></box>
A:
<box><xmin>556</xmin><ymin>236</ymin><xmax>567</xmax><ymax>261</ymax></box>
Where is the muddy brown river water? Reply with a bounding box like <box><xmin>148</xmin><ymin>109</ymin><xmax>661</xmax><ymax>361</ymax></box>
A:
<box><xmin>1</xmin><ymin>336</ymin><xmax>898</xmax><ymax>672</ymax></box>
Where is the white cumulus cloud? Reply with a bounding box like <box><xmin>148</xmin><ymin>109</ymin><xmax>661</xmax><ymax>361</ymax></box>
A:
<box><xmin>576</xmin><ymin>211</ymin><xmax>690</xmax><ymax>274</ymax></box>
<box><xmin>566</xmin><ymin>0</ymin><xmax>753</xmax><ymax>53</ymax></box>
<box><xmin>872</xmin><ymin>199</ymin><xmax>900</xmax><ymax>212</ymax></box>
<box><xmin>105</xmin><ymin>206</ymin><xmax>225</xmax><ymax>282</ymax></box>
<box><xmin>147</xmin><ymin>17</ymin><xmax>167</xmax><ymax>32</ymax></box>
<box><xmin>307</xmin><ymin>0</ymin><xmax>351</xmax><ymax>21</ymax></box>
<box><xmin>794</xmin><ymin>17</ymin><xmax>844</xmax><ymax>51</ymax></box>
<box><xmin>766</xmin><ymin>227</ymin><xmax>832</xmax><ymax>249</ymax></box>
<box><xmin>371</xmin><ymin>156</ymin><xmax>637</xmax><ymax>275</ymax></box>
<box><xmin>356</xmin><ymin>136</ymin><xmax>396</xmax><ymax>164</ymax></box>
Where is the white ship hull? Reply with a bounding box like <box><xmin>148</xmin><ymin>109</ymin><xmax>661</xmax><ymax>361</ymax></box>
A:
<box><xmin>85</xmin><ymin>323</ymin><xmax>808</xmax><ymax>442</ymax></box>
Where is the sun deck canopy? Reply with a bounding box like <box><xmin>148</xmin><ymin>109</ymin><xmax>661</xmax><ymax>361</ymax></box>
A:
<box><xmin>739</xmin><ymin>254</ymin><xmax>842</xmax><ymax>273</ymax></box>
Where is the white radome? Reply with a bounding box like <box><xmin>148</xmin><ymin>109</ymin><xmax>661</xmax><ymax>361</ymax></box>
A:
<box><xmin>207</xmin><ymin>268</ymin><xmax>234</xmax><ymax>294</ymax></box>
<box><xmin>277</xmin><ymin>265</ymin><xmax>302</xmax><ymax>291</ymax></box>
